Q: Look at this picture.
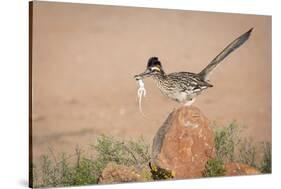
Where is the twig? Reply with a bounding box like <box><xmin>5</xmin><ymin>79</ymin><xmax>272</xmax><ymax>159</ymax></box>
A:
<box><xmin>75</xmin><ymin>146</ymin><xmax>81</xmax><ymax>168</ymax></box>
<box><xmin>48</xmin><ymin>146</ymin><xmax>58</xmax><ymax>166</ymax></box>
<box><xmin>121</xmin><ymin>142</ymin><xmax>141</xmax><ymax>169</ymax></box>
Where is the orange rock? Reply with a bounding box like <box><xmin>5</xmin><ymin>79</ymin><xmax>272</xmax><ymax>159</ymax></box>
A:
<box><xmin>225</xmin><ymin>163</ymin><xmax>260</xmax><ymax>176</ymax></box>
<box><xmin>98</xmin><ymin>162</ymin><xmax>142</xmax><ymax>184</ymax></box>
<box><xmin>152</xmin><ymin>106</ymin><xmax>215</xmax><ymax>179</ymax></box>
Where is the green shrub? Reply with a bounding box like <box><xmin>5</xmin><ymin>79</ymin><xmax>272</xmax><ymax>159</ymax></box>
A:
<box><xmin>149</xmin><ymin>162</ymin><xmax>175</xmax><ymax>180</ymax></box>
<box><xmin>202</xmin><ymin>158</ymin><xmax>226</xmax><ymax>177</ymax></box>
<box><xmin>41</xmin><ymin>155</ymin><xmax>59</xmax><ymax>186</ymax></box>
<box><xmin>32</xmin><ymin>135</ymin><xmax>151</xmax><ymax>187</ymax></box>
<box><xmin>33</xmin><ymin>123</ymin><xmax>272</xmax><ymax>187</ymax></box>
<box><xmin>71</xmin><ymin>158</ymin><xmax>98</xmax><ymax>185</ymax></box>
<box><xmin>212</xmin><ymin>121</ymin><xmax>271</xmax><ymax>173</ymax></box>
<box><xmin>260</xmin><ymin>142</ymin><xmax>271</xmax><ymax>173</ymax></box>
<box><xmin>238</xmin><ymin>138</ymin><xmax>257</xmax><ymax>167</ymax></box>
<box><xmin>213</xmin><ymin>121</ymin><xmax>242</xmax><ymax>162</ymax></box>
<box><xmin>93</xmin><ymin>135</ymin><xmax>150</xmax><ymax>169</ymax></box>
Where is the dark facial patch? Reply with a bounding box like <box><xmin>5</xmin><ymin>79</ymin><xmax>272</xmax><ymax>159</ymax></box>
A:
<box><xmin>147</xmin><ymin>57</ymin><xmax>162</xmax><ymax>69</ymax></box>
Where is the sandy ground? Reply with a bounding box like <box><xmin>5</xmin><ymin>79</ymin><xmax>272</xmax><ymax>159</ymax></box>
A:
<box><xmin>31</xmin><ymin>2</ymin><xmax>271</xmax><ymax>163</ymax></box>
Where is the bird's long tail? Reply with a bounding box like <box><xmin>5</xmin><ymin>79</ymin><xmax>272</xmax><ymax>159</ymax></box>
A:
<box><xmin>198</xmin><ymin>28</ymin><xmax>253</xmax><ymax>81</ymax></box>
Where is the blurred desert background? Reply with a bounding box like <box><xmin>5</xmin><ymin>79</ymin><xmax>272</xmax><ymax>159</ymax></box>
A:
<box><xmin>31</xmin><ymin>2</ymin><xmax>271</xmax><ymax>164</ymax></box>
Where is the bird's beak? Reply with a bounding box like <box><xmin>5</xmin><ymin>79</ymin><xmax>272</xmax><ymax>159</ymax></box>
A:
<box><xmin>134</xmin><ymin>69</ymin><xmax>152</xmax><ymax>80</ymax></box>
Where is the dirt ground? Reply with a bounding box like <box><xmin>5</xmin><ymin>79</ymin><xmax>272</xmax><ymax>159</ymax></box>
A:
<box><xmin>31</xmin><ymin>2</ymin><xmax>271</xmax><ymax>163</ymax></box>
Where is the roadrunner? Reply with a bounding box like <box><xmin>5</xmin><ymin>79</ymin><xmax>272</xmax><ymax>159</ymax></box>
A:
<box><xmin>134</xmin><ymin>28</ymin><xmax>253</xmax><ymax>106</ymax></box>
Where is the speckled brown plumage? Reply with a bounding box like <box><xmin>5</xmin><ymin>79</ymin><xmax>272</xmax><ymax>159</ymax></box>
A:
<box><xmin>135</xmin><ymin>28</ymin><xmax>253</xmax><ymax>105</ymax></box>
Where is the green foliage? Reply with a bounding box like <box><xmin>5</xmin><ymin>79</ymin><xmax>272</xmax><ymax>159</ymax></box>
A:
<box><xmin>214</xmin><ymin>121</ymin><xmax>241</xmax><ymax>162</ymax></box>
<box><xmin>212</xmin><ymin>121</ymin><xmax>272</xmax><ymax>174</ymax></box>
<box><xmin>71</xmin><ymin>158</ymin><xmax>98</xmax><ymax>185</ymax></box>
<box><xmin>202</xmin><ymin>158</ymin><xmax>226</xmax><ymax>177</ymax></box>
<box><xmin>33</xmin><ymin>123</ymin><xmax>272</xmax><ymax>187</ymax></box>
<box><xmin>32</xmin><ymin>135</ymin><xmax>151</xmax><ymax>187</ymax></box>
<box><xmin>94</xmin><ymin>135</ymin><xmax>151</xmax><ymax>169</ymax></box>
<box><xmin>238</xmin><ymin>138</ymin><xmax>257</xmax><ymax>167</ymax></box>
<box><xmin>149</xmin><ymin>162</ymin><xmax>175</xmax><ymax>180</ymax></box>
<box><xmin>260</xmin><ymin>142</ymin><xmax>271</xmax><ymax>173</ymax></box>
<box><xmin>31</xmin><ymin>163</ymin><xmax>38</xmax><ymax>187</ymax></box>
<box><xmin>41</xmin><ymin>155</ymin><xmax>59</xmax><ymax>186</ymax></box>
<box><xmin>36</xmin><ymin>154</ymin><xmax>99</xmax><ymax>187</ymax></box>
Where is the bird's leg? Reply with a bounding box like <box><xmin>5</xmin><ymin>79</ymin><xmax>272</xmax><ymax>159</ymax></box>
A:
<box><xmin>184</xmin><ymin>98</ymin><xmax>196</xmax><ymax>106</ymax></box>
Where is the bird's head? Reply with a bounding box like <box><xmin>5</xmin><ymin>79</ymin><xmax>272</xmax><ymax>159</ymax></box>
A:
<box><xmin>135</xmin><ymin>57</ymin><xmax>164</xmax><ymax>80</ymax></box>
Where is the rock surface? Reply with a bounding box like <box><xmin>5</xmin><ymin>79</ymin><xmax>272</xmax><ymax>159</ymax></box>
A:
<box><xmin>225</xmin><ymin>163</ymin><xmax>261</xmax><ymax>176</ymax></box>
<box><xmin>152</xmin><ymin>106</ymin><xmax>216</xmax><ymax>179</ymax></box>
<box><xmin>98</xmin><ymin>163</ymin><xmax>142</xmax><ymax>184</ymax></box>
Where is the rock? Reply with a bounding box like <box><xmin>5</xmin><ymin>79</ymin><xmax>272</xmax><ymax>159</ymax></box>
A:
<box><xmin>224</xmin><ymin>163</ymin><xmax>260</xmax><ymax>176</ymax></box>
<box><xmin>98</xmin><ymin>162</ymin><xmax>146</xmax><ymax>184</ymax></box>
<box><xmin>152</xmin><ymin>106</ymin><xmax>215</xmax><ymax>179</ymax></box>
